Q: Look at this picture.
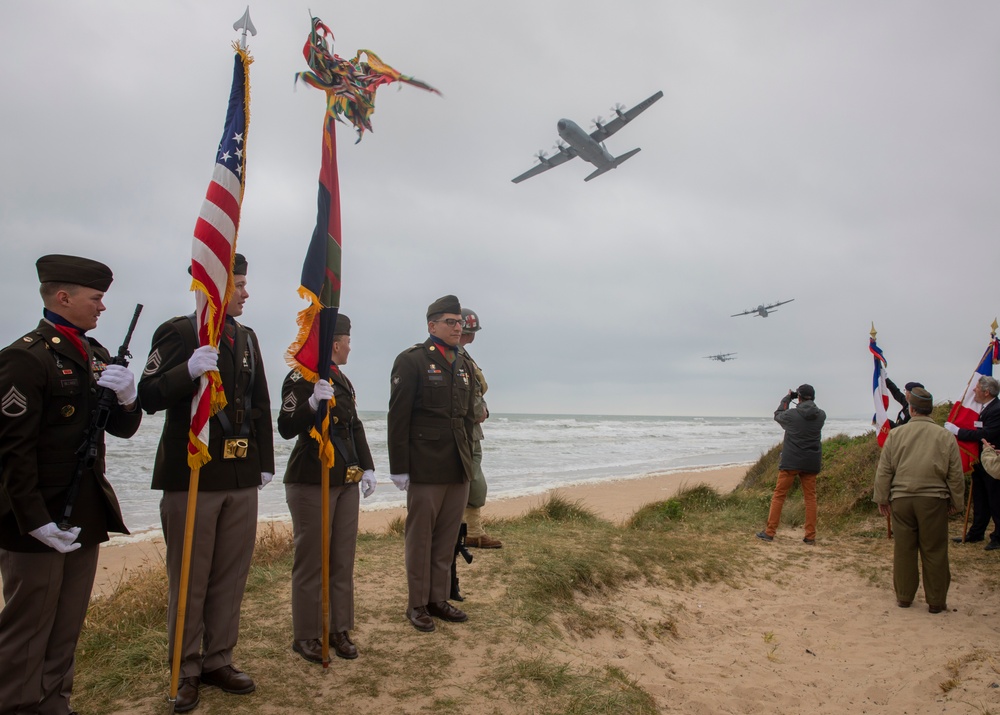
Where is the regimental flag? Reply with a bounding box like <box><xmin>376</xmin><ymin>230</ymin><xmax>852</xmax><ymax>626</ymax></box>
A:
<box><xmin>947</xmin><ymin>321</ymin><xmax>1000</xmax><ymax>473</ymax></box>
<box><xmin>188</xmin><ymin>45</ymin><xmax>252</xmax><ymax>470</ymax></box>
<box><xmin>869</xmin><ymin>326</ymin><xmax>892</xmax><ymax>447</ymax></box>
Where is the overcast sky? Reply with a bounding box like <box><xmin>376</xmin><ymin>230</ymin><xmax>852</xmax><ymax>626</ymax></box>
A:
<box><xmin>2</xmin><ymin>1</ymin><xmax>998</xmax><ymax>418</ymax></box>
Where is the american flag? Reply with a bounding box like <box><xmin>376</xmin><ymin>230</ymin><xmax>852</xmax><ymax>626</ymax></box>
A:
<box><xmin>947</xmin><ymin>324</ymin><xmax>1000</xmax><ymax>473</ymax></box>
<box><xmin>188</xmin><ymin>47</ymin><xmax>251</xmax><ymax>469</ymax></box>
<box><xmin>869</xmin><ymin>329</ymin><xmax>892</xmax><ymax>447</ymax></box>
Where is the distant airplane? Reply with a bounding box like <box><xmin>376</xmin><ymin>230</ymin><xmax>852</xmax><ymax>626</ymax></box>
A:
<box><xmin>511</xmin><ymin>90</ymin><xmax>664</xmax><ymax>183</ymax></box>
<box><xmin>731</xmin><ymin>299</ymin><xmax>794</xmax><ymax>318</ymax></box>
<box><xmin>704</xmin><ymin>352</ymin><xmax>737</xmax><ymax>362</ymax></box>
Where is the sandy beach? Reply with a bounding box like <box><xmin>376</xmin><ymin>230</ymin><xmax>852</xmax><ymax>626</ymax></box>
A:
<box><xmin>83</xmin><ymin>465</ymin><xmax>749</xmax><ymax>599</ymax></box>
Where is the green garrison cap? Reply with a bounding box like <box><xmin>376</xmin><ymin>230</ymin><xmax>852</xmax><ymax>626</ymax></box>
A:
<box><xmin>907</xmin><ymin>387</ymin><xmax>933</xmax><ymax>410</ymax></box>
<box><xmin>427</xmin><ymin>294</ymin><xmax>461</xmax><ymax>320</ymax></box>
<box><xmin>36</xmin><ymin>254</ymin><xmax>113</xmax><ymax>291</ymax></box>
<box><xmin>232</xmin><ymin>253</ymin><xmax>248</xmax><ymax>276</ymax></box>
<box><xmin>334</xmin><ymin>313</ymin><xmax>351</xmax><ymax>336</ymax></box>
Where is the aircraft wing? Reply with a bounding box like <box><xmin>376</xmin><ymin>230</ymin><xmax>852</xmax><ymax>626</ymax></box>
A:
<box><xmin>589</xmin><ymin>90</ymin><xmax>664</xmax><ymax>142</ymax></box>
<box><xmin>511</xmin><ymin>146</ymin><xmax>578</xmax><ymax>184</ymax></box>
<box><xmin>730</xmin><ymin>308</ymin><xmax>755</xmax><ymax>317</ymax></box>
<box><xmin>765</xmin><ymin>298</ymin><xmax>794</xmax><ymax>310</ymax></box>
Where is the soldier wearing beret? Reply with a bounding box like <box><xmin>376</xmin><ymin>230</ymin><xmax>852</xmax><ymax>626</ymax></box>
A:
<box><xmin>278</xmin><ymin>313</ymin><xmax>377</xmax><ymax>663</ymax></box>
<box><xmin>0</xmin><ymin>254</ymin><xmax>142</xmax><ymax>714</ymax></box>
<box><xmin>137</xmin><ymin>254</ymin><xmax>273</xmax><ymax>712</ymax></box>
<box><xmin>387</xmin><ymin>295</ymin><xmax>475</xmax><ymax>632</ymax></box>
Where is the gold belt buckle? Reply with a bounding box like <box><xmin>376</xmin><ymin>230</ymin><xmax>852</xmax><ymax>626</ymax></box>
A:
<box><xmin>223</xmin><ymin>438</ymin><xmax>249</xmax><ymax>460</ymax></box>
<box><xmin>345</xmin><ymin>465</ymin><xmax>363</xmax><ymax>483</ymax></box>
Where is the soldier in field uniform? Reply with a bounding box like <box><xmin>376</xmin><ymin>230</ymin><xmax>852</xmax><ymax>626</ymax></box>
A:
<box><xmin>137</xmin><ymin>253</ymin><xmax>273</xmax><ymax>713</ymax></box>
<box><xmin>387</xmin><ymin>295</ymin><xmax>475</xmax><ymax>632</ymax></box>
<box><xmin>278</xmin><ymin>313</ymin><xmax>377</xmax><ymax>664</ymax></box>
<box><xmin>0</xmin><ymin>254</ymin><xmax>142</xmax><ymax>715</ymax></box>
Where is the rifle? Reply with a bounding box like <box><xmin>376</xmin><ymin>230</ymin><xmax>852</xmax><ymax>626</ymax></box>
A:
<box><xmin>450</xmin><ymin>522</ymin><xmax>474</xmax><ymax>602</ymax></box>
<box><xmin>58</xmin><ymin>304</ymin><xmax>143</xmax><ymax>530</ymax></box>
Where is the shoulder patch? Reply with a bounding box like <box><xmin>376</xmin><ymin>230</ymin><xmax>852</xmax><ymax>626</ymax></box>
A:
<box><xmin>282</xmin><ymin>393</ymin><xmax>298</xmax><ymax>413</ymax></box>
<box><xmin>392</xmin><ymin>375</ymin><xmax>401</xmax><ymax>386</ymax></box>
<box><xmin>2</xmin><ymin>386</ymin><xmax>27</xmax><ymax>417</ymax></box>
<box><xmin>290</xmin><ymin>370</ymin><xmax>303</xmax><ymax>382</ymax></box>
<box><xmin>143</xmin><ymin>348</ymin><xmax>162</xmax><ymax>376</ymax></box>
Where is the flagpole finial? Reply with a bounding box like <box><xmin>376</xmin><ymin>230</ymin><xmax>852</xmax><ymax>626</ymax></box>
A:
<box><xmin>870</xmin><ymin>322</ymin><xmax>877</xmax><ymax>339</ymax></box>
<box><xmin>233</xmin><ymin>7</ymin><xmax>257</xmax><ymax>50</ymax></box>
<box><xmin>991</xmin><ymin>318</ymin><xmax>998</xmax><ymax>334</ymax></box>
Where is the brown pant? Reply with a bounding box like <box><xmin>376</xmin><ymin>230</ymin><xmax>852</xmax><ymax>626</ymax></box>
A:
<box><xmin>161</xmin><ymin>488</ymin><xmax>257</xmax><ymax>678</ymax></box>
<box><xmin>286</xmin><ymin>483</ymin><xmax>360</xmax><ymax>638</ymax></box>
<box><xmin>891</xmin><ymin>496</ymin><xmax>951</xmax><ymax>606</ymax></box>
<box><xmin>405</xmin><ymin>482</ymin><xmax>469</xmax><ymax>609</ymax></box>
<box><xmin>765</xmin><ymin>470</ymin><xmax>817</xmax><ymax>540</ymax></box>
<box><xmin>0</xmin><ymin>544</ymin><xmax>100</xmax><ymax>715</ymax></box>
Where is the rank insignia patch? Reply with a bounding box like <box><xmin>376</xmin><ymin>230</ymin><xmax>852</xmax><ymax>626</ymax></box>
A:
<box><xmin>2</xmin><ymin>386</ymin><xmax>27</xmax><ymax>417</ymax></box>
<box><xmin>143</xmin><ymin>349</ymin><xmax>162</xmax><ymax>376</ymax></box>
<box><xmin>282</xmin><ymin>394</ymin><xmax>298</xmax><ymax>413</ymax></box>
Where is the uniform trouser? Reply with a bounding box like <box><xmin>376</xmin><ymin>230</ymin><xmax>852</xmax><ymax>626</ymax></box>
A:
<box><xmin>464</xmin><ymin>441</ymin><xmax>488</xmax><ymax>538</ymax></box>
<box><xmin>161</xmin><ymin>488</ymin><xmax>257</xmax><ymax>678</ymax></box>
<box><xmin>286</xmin><ymin>482</ymin><xmax>359</xmax><ymax>638</ymax></box>
<box><xmin>967</xmin><ymin>466</ymin><xmax>1000</xmax><ymax>542</ymax></box>
<box><xmin>405</xmin><ymin>481</ymin><xmax>470</xmax><ymax>609</ymax></box>
<box><xmin>0</xmin><ymin>544</ymin><xmax>100</xmax><ymax>715</ymax></box>
<box><xmin>765</xmin><ymin>470</ymin><xmax>817</xmax><ymax>540</ymax></box>
<box><xmin>891</xmin><ymin>496</ymin><xmax>950</xmax><ymax>606</ymax></box>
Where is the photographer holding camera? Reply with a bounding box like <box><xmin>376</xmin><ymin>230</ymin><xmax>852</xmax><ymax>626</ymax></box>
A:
<box><xmin>756</xmin><ymin>384</ymin><xmax>826</xmax><ymax>545</ymax></box>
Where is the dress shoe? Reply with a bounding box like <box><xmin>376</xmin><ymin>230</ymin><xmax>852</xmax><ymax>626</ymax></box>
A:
<box><xmin>330</xmin><ymin>631</ymin><xmax>358</xmax><ymax>659</ymax></box>
<box><xmin>755</xmin><ymin>531</ymin><xmax>773</xmax><ymax>542</ymax></box>
<box><xmin>174</xmin><ymin>676</ymin><xmax>200</xmax><ymax>713</ymax></box>
<box><xmin>896</xmin><ymin>600</ymin><xmax>912</xmax><ymax>608</ymax></box>
<box><xmin>427</xmin><ymin>600</ymin><xmax>468</xmax><ymax>623</ymax></box>
<box><xmin>928</xmin><ymin>604</ymin><xmax>948</xmax><ymax>614</ymax></box>
<box><xmin>292</xmin><ymin>639</ymin><xmax>324</xmax><ymax>664</ymax></box>
<box><xmin>952</xmin><ymin>536</ymin><xmax>983</xmax><ymax>544</ymax></box>
<box><xmin>985</xmin><ymin>541</ymin><xmax>1000</xmax><ymax>551</ymax></box>
<box><xmin>200</xmin><ymin>664</ymin><xmax>255</xmax><ymax>694</ymax></box>
<box><xmin>803</xmin><ymin>538</ymin><xmax>816</xmax><ymax>545</ymax></box>
<box><xmin>407</xmin><ymin>606</ymin><xmax>436</xmax><ymax>632</ymax></box>
<box><xmin>466</xmin><ymin>534</ymin><xmax>503</xmax><ymax>549</ymax></box>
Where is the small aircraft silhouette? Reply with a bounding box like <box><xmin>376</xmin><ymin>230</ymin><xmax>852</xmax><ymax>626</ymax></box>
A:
<box><xmin>512</xmin><ymin>91</ymin><xmax>664</xmax><ymax>183</ymax></box>
<box><xmin>704</xmin><ymin>352</ymin><xmax>737</xmax><ymax>362</ymax></box>
<box><xmin>731</xmin><ymin>299</ymin><xmax>794</xmax><ymax>318</ymax></box>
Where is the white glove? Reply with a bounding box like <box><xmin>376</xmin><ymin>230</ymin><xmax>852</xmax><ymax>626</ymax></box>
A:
<box><xmin>361</xmin><ymin>469</ymin><xmax>377</xmax><ymax>498</ymax></box>
<box><xmin>29</xmin><ymin>522</ymin><xmax>82</xmax><ymax>553</ymax></box>
<box><xmin>258</xmin><ymin>472</ymin><xmax>274</xmax><ymax>491</ymax></box>
<box><xmin>944</xmin><ymin>422</ymin><xmax>960</xmax><ymax>435</ymax></box>
<box><xmin>96</xmin><ymin>364</ymin><xmax>138</xmax><ymax>406</ymax></box>
<box><xmin>308</xmin><ymin>380</ymin><xmax>335</xmax><ymax>411</ymax></box>
<box><xmin>187</xmin><ymin>346</ymin><xmax>219</xmax><ymax>379</ymax></box>
<box><xmin>389</xmin><ymin>473</ymin><xmax>410</xmax><ymax>491</ymax></box>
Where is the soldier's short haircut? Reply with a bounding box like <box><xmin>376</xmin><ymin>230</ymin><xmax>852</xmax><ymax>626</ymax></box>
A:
<box><xmin>427</xmin><ymin>312</ymin><xmax>445</xmax><ymax>323</ymax></box>
<box><xmin>911</xmin><ymin>402</ymin><xmax>934</xmax><ymax>416</ymax></box>
<box><xmin>39</xmin><ymin>282</ymin><xmax>81</xmax><ymax>301</ymax></box>
<box><xmin>979</xmin><ymin>376</ymin><xmax>1000</xmax><ymax>398</ymax></box>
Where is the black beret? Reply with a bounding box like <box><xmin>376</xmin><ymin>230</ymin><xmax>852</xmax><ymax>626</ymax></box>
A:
<box><xmin>907</xmin><ymin>387</ymin><xmax>933</xmax><ymax>410</ymax></box>
<box><xmin>796</xmin><ymin>384</ymin><xmax>815</xmax><ymax>400</ymax></box>
<box><xmin>427</xmin><ymin>294</ymin><xmax>461</xmax><ymax>320</ymax></box>
<box><xmin>334</xmin><ymin>313</ymin><xmax>351</xmax><ymax>336</ymax></box>
<box><xmin>904</xmin><ymin>381</ymin><xmax>924</xmax><ymax>392</ymax></box>
<box><xmin>36</xmin><ymin>254</ymin><xmax>113</xmax><ymax>291</ymax></box>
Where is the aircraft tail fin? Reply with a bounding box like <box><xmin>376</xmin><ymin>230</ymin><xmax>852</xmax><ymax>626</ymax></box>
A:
<box><xmin>583</xmin><ymin>148</ymin><xmax>642</xmax><ymax>182</ymax></box>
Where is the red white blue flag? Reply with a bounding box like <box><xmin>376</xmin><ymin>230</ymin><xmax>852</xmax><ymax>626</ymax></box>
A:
<box><xmin>869</xmin><ymin>328</ymin><xmax>891</xmax><ymax>447</ymax></box>
<box><xmin>947</xmin><ymin>322</ymin><xmax>1000</xmax><ymax>473</ymax></box>
<box><xmin>188</xmin><ymin>46</ymin><xmax>252</xmax><ymax>469</ymax></box>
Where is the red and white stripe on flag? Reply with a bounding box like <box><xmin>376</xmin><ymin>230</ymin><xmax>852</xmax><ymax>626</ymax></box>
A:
<box><xmin>869</xmin><ymin>335</ymin><xmax>892</xmax><ymax>447</ymax></box>
<box><xmin>187</xmin><ymin>48</ymin><xmax>251</xmax><ymax>470</ymax></box>
<box><xmin>948</xmin><ymin>334</ymin><xmax>1000</xmax><ymax>473</ymax></box>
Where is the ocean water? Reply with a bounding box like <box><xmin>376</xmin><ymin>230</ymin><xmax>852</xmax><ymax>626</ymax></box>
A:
<box><xmin>105</xmin><ymin>411</ymin><xmax>872</xmax><ymax>536</ymax></box>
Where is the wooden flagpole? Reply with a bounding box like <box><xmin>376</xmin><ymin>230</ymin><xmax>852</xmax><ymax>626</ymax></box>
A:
<box><xmin>321</xmin><ymin>428</ymin><xmax>331</xmax><ymax>668</ymax></box>
<box><xmin>169</xmin><ymin>467</ymin><xmax>201</xmax><ymax>707</ymax></box>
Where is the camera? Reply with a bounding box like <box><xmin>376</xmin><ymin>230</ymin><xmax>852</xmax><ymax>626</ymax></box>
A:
<box><xmin>789</xmin><ymin>390</ymin><xmax>798</xmax><ymax>400</ymax></box>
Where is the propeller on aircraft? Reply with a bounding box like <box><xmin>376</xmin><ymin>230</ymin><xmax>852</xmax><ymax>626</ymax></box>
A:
<box><xmin>611</xmin><ymin>103</ymin><xmax>626</xmax><ymax>118</ymax></box>
<box><xmin>534</xmin><ymin>150</ymin><xmax>550</xmax><ymax>164</ymax></box>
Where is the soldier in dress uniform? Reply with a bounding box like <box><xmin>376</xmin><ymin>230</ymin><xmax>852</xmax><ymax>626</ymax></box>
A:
<box><xmin>458</xmin><ymin>308</ymin><xmax>502</xmax><ymax>549</ymax></box>
<box><xmin>0</xmin><ymin>254</ymin><xmax>142</xmax><ymax>715</ymax></box>
<box><xmin>387</xmin><ymin>295</ymin><xmax>475</xmax><ymax>632</ymax></box>
<box><xmin>137</xmin><ymin>254</ymin><xmax>273</xmax><ymax>713</ymax></box>
<box><xmin>278</xmin><ymin>313</ymin><xmax>377</xmax><ymax>663</ymax></box>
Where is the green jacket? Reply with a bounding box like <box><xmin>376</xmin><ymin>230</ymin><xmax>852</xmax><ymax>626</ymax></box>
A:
<box><xmin>873</xmin><ymin>415</ymin><xmax>965</xmax><ymax>509</ymax></box>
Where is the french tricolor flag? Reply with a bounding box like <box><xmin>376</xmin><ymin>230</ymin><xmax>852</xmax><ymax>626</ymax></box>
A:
<box><xmin>948</xmin><ymin>330</ymin><xmax>1000</xmax><ymax>473</ymax></box>
<box><xmin>869</xmin><ymin>331</ymin><xmax>892</xmax><ymax>447</ymax></box>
